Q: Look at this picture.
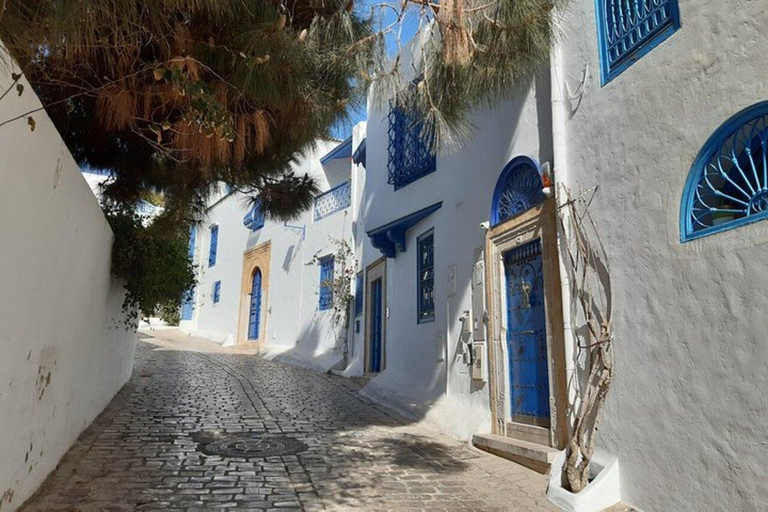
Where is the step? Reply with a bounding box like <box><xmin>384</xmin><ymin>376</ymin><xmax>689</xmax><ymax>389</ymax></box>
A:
<box><xmin>472</xmin><ymin>433</ymin><xmax>559</xmax><ymax>474</ymax></box>
<box><xmin>506</xmin><ymin>421</ymin><xmax>550</xmax><ymax>446</ymax></box>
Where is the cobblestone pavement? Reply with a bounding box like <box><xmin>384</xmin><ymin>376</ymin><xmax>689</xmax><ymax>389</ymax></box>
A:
<box><xmin>22</xmin><ymin>330</ymin><xmax>555</xmax><ymax>512</ymax></box>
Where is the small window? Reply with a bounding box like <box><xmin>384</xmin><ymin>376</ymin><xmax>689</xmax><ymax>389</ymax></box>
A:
<box><xmin>682</xmin><ymin>102</ymin><xmax>768</xmax><ymax>241</ymax></box>
<box><xmin>212</xmin><ymin>281</ymin><xmax>221</xmax><ymax>303</ymax></box>
<box><xmin>354</xmin><ymin>272</ymin><xmax>364</xmax><ymax>318</ymax></box>
<box><xmin>208</xmin><ymin>225</ymin><xmax>219</xmax><ymax>267</ymax></box>
<box><xmin>387</xmin><ymin>99</ymin><xmax>436</xmax><ymax>190</ymax></box>
<box><xmin>417</xmin><ymin>230</ymin><xmax>435</xmax><ymax>323</ymax></box>
<box><xmin>596</xmin><ymin>0</ymin><xmax>680</xmax><ymax>84</ymax></box>
<box><xmin>319</xmin><ymin>256</ymin><xmax>334</xmax><ymax>311</ymax></box>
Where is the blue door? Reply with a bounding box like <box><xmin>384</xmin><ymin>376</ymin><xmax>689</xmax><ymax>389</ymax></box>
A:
<box><xmin>370</xmin><ymin>278</ymin><xmax>383</xmax><ymax>372</ymax></box>
<box><xmin>248</xmin><ymin>269</ymin><xmax>262</xmax><ymax>340</ymax></box>
<box><xmin>504</xmin><ymin>239</ymin><xmax>550</xmax><ymax>425</ymax></box>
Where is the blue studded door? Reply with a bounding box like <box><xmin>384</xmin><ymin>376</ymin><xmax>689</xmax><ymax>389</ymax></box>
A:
<box><xmin>370</xmin><ymin>278</ymin><xmax>383</xmax><ymax>373</ymax></box>
<box><xmin>248</xmin><ymin>269</ymin><xmax>262</xmax><ymax>340</ymax></box>
<box><xmin>504</xmin><ymin>239</ymin><xmax>550</xmax><ymax>426</ymax></box>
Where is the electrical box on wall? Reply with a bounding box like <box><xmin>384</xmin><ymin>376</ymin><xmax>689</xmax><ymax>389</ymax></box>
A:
<box><xmin>471</xmin><ymin>342</ymin><xmax>486</xmax><ymax>382</ymax></box>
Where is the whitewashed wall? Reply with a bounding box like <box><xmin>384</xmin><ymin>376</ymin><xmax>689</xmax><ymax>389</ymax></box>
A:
<box><xmin>357</xmin><ymin>76</ymin><xmax>552</xmax><ymax>439</ymax></box>
<box><xmin>182</xmin><ymin>140</ymin><xmax>355</xmax><ymax>372</ymax></box>
<box><xmin>557</xmin><ymin>1</ymin><xmax>768</xmax><ymax>509</ymax></box>
<box><xmin>0</xmin><ymin>60</ymin><xmax>136</xmax><ymax>511</ymax></box>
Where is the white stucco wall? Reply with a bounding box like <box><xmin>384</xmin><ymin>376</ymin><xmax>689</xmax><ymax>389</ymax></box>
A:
<box><xmin>182</xmin><ymin>140</ymin><xmax>354</xmax><ymax>372</ymax></box>
<box><xmin>357</xmin><ymin>75</ymin><xmax>553</xmax><ymax>439</ymax></box>
<box><xmin>557</xmin><ymin>1</ymin><xmax>768</xmax><ymax>509</ymax></box>
<box><xmin>0</xmin><ymin>60</ymin><xmax>136</xmax><ymax>511</ymax></box>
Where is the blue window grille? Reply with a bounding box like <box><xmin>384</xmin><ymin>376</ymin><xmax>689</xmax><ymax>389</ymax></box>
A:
<box><xmin>354</xmin><ymin>272</ymin><xmax>364</xmax><ymax>318</ymax></box>
<box><xmin>314</xmin><ymin>181</ymin><xmax>351</xmax><ymax>221</ymax></box>
<box><xmin>417</xmin><ymin>230</ymin><xmax>435</xmax><ymax>323</ymax></box>
<box><xmin>596</xmin><ymin>0</ymin><xmax>680</xmax><ymax>84</ymax></box>
<box><xmin>319</xmin><ymin>256</ymin><xmax>335</xmax><ymax>311</ymax></box>
<box><xmin>491</xmin><ymin>157</ymin><xmax>546</xmax><ymax>226</ymax></box>
<box><xmin>681</xmin><ymin>101</ymin><xmax>768</xmax><ymax>242</ymax></box>
<box><xmin>243</xmin><ymin>199</ymin><xmax>265</xmax><ymax>231</ymax></box>
<box><xmin>387</xmin><ymin>103</ymin><xmax>436</xmax><ymax>189</ymax></box>
<box><xmin>208</xmin><ymin>225</ymin><xmax>219</xmax><ymax>267</ymax></box>
<box><xmin>212</xmin><ymin>280</ymin><xmax>221</xmax><ymax>303</ymax></box>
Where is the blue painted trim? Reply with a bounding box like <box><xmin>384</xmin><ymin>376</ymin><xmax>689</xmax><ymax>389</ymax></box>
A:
<box><xmin>366</xmin><ymin>202</ymin><xmax>442</xmax><ymax>259</ymax></box>
<box><xmin>352</xmin><ymin>138</ymin><xmax>366</xmax><ymax>166</ymax></box>
<box><xmin>681</xmin><ymin>101</ymin><xmax>768</xmax><ymax>242</ymax></box>
<box><xmin>595</xmin><ymin>0</ymin><xmax>681</xmax><ymax>86</ymax></box>
<box><xmin>320</xmin><ymin>137</ymin><xmax>353</xmax><ymax>165</ymax></box>
<box><xmin>208</xmin><ymin>225</ymin><xmax>219</xmax><ymax>267</ymax></box>
<box><xmin>212</xmin><ymin>280</ymin><xmax>221</xmax><ymax>303</ymax></box>
<box><xmin>490</xmin><ymin>156</ymin><xmax>544</xmax><ymax>226</ymax></box>
<box><xmin>416</xmin><ymin>228</ymin><xmax>435</xmax><ymax>324</ymax></box>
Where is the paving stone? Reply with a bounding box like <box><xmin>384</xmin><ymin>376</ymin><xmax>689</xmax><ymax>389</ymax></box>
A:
<box><xmin>20</xmin><ymin>331</ymin><xmax>555</xmax><ymax>511</ymax></box>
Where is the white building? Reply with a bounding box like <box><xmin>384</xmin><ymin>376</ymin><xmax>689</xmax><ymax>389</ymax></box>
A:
<box><xmin>179</xmin><ymin>0</ymin><xmax>768</xmax><ymax>508</ymax></box>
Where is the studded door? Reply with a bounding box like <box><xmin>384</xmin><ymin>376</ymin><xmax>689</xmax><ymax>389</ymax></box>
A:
<box><xmin>504</xmin><ymin>238</ymin><xmax>550</xmax><ymax>425</ymax></box>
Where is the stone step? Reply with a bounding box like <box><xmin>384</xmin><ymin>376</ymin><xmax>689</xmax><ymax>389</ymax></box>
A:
<box><xmin>506</xmin><ymin>421</ymin><xmax>551</xmax><ymax>445</ymax></box>
<box><xmin>472</xmin><ymin>433</ymin><xmax>559</xmax><ymax>474</ymax></box>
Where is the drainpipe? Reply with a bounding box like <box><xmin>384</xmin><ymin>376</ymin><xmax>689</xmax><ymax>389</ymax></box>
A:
<box><xmin>550</xmin><ymin>23</ymin><xmax>576</xmax><ymax>430</ymax></box>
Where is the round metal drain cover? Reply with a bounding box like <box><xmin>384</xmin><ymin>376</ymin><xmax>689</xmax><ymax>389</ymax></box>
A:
<box><xmin>201</xmin><ymin>434</ymin><xmax>308</xmax><ymax>458</ymax></box>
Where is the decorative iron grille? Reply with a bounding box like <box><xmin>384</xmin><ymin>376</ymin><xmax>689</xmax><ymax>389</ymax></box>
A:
<box><xmin>212</xmin><ymin>280</ymin><xmax>221</xmax><ymax>303</ymax></box>
<box><xmin>319</xmin><ymin>256</ymin><xmax>334</xmax><ymax>311</ymax></box>
<box><xmin>314</xmin><ymin>181</ymin><xmax>351</xmax><ymax>221</ymax></box>
<box><xmin>354</xmin><ymin>272</ymin><xmax>363</xmax><ymax>318</ymax></box>
<box><xmin>683</xmin><ymin>103</ymin><xmax>768</xmax><ymax>241</ymax></box>
<box><xmin>491</xmin><ymin>158</ymin><xmax>546</xmax><ymax>226</ymax></box>
<box><xmin>417</xmin><ymin>230</ymin><xmax>435</xmax><ymax>323</ymax></box>
<box><xmin>597</xmin><ymin>0</ymin><xmax>680</xmax><ymax>83</ymax></box>
<box><xmin>387</xmin><ymin>105</ymin><xmax>436</xmax><ymax>189</ymax></box>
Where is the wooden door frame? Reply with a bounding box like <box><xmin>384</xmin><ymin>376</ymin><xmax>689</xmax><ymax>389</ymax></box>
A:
<box><xmin>484</xmin><ymin>199</ymin><xmax>567</xmax><ymax>449</ymax></box>
<box><xmin>237</xmin><ymin>241</ymin><xmax>271</xmax><ymax>346</ymax></box>
<box><xmin>364</xmin><ymin>257</ymin><xmax>387</xmax><ymax>373</ymax></box>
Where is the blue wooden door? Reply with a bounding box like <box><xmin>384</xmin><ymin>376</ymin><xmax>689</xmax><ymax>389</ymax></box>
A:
<box><xmin>248</xmin><ymin>269</ymin><xmax>262</xmax><ymax>340</ymax></box>
<box><xmin>504</xmin><ymin>239</ymin><xmax>550</xmax><ymax>425</ymax></box>
<box><xmin>370</xmin><ymin>278</ymin><xmax>383</xmax><ymax>372</ymax></box>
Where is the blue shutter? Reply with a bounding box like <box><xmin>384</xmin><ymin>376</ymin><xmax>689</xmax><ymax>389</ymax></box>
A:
<box><xmin>208</xmin><ymin>225</ymin><xmax>219</xmax><ymax>267</ymax></box>
<box><xmin>319</xmin><ymin>257</ymin><xmax>334</xmax><ymax>311</ymax></box>
<box><xmin>417</xmin><ymin>230</ymin><xmax>435</xmax><ymax>323</ymax></box>
<box><xmin>212</xmin><ymin>281</ymin><xmax>221</xmax><ymax>303</ymax></box>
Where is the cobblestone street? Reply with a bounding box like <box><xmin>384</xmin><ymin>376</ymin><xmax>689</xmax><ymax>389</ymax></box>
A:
<box><xmin>22</xmin><ymin>331</ymin><xmax>554</xmax><ymax>512</ymax></box>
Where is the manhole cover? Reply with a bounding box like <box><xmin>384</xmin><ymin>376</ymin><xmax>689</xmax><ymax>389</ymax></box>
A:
<box><xmin>195</xmin><ymin>433</ymin><xmax>308</xmax><ymax>458</ymax></box>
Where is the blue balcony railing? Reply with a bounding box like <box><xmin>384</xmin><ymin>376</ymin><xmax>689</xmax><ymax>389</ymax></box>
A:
<box><xmin>314</xmin><ymin>181</ymin><xmax>351</xmax><ymax>221</ymax></box>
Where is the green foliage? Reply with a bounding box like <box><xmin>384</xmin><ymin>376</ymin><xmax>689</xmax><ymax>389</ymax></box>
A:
<box><xmin>157</xmin><ymin>300</ymin><xmax>182</xmax><ymax>326</ymax></box>
<box><xmin>106</xmin><ymin>208</ymin><xmax>196</xmax><ymax>326</ymax></box>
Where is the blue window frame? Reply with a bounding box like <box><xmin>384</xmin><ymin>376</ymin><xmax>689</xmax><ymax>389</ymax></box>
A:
<box><xmin>417</xmin><ymin>230</ymin><xmax>435</xmax><ymax>323</ymax></box>
<box><xmin>596</xmin><ymin>0</ymin><xmax>680</xmax><ymax>85</ymax></box>
<box><xmin>208</xmin><ymin>225</ymin><xmax>219</xmax><ymax>267</ymax></box>
<box><xmin>212</xmin><ymin>280</ymin><xmax>221</xmax><ymax>303</ymax></box>
<box><xmin>314</xmin><ymin>181</ymin><xmax>352</xmax><ymax>221</ymax></box>
<box><xmin>319</xmin><ymin>256</ymin><xmax>334</xmax><ymax>311</ymax></box>
<box><xmin>681</xmin><ymin>101</ymin><xmax>768</xmax><ymax>242</ymax></box>
<box><xmin>354</xmin><ymin>272</ymin><xmax>364</xmax><ymax>318</ymax></box>
<box><xmin>248</xmin><ymin>269</ymin><xmax>263</xmax><ymax>340</ymax></box>
<box><xmin>387</xmin><ymin>102</ymin><xmax>436</xmax><ymax>189</ymax></box>
<box><xmin>181</xmin><ymin>226</ymin><xmax>197</xmax><ymax>320</ymax></box>
<box><xmin>243</xmin><ymin>199</ymin><xmax>265</xmax><ymax>231</ymax></box>
<box><xmin>491</xmin><ymin>156</ymin><xmax>546</xmax><ymax>226</ymax></box>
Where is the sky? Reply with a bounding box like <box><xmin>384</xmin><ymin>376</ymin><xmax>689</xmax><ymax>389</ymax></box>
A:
<box><xmin>330</xmin><ymin>0</ymin><xmax>422</xmax><ymax>140</ymax></box>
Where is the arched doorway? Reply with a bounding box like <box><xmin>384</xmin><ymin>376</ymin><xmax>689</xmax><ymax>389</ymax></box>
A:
<box><xmin>248</xmin><ymin>268</ymin><xmax>263</xmax><ymax>340</ymax></box>
<box><xmin>484</xmin><ymin>156</ymin><xmax>567</xmax><ymax>450</ymax></box>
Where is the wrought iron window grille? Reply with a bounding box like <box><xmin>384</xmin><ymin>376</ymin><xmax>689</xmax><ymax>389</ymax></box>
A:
<box><xmin>354</xmin><ymin>272</ymin><xmax>364</xmax><ymax>318</ymax></box>
<box><xmin>387</xmin><ymin>103</ymin><xmax>436</xmax><ymax>190</ymax></box>
<box><xmin>212</xmin><ymin>281</ymin><xmax>221</xmax><ymax>304</ymax></box>
<box><xmin>318</xmin><ymin>256</ymin><xmax>335</xmax><ymax>311</ymax></box>
<box><xmin>596</xmin><ymin>0</ymin><xmax>680</xmax><ymax>85</ymax></box>
<box><xmin>682</xmin><ymin>102</ymin><xmax>768</xmax><ymax>242</ymax></box>
<box><xmin>417</xmin><ymin>230</ymin><xmax>435</xmax><ymax>323</ymax></box>
<box><xmin>314</xmin><ymin>181</ymin><xmax>351</xmax><ymax>221</ymax></box>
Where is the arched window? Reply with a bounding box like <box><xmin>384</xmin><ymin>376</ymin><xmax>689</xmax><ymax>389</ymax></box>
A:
<box><xmin>681</xmin><ymin>101</ymin><xmax>768</xmax><ymax>242</ymax></box>
<box><xmin>491</xmin><ymin>156</ymin><xmax>546</xmax><ymax>226</ymax></box>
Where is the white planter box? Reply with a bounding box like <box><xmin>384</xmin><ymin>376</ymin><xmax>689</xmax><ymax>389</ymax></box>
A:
<box><xmin>547</xmin><ymin>449</ymin><xmax>622</xmax><ymax>512</ymax></box>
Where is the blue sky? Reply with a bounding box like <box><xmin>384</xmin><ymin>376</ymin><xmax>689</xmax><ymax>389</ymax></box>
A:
<box><xmin>330</xmin><ymin>1</ymin><xmax>421</xmax><ymax>140</ymax></box>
